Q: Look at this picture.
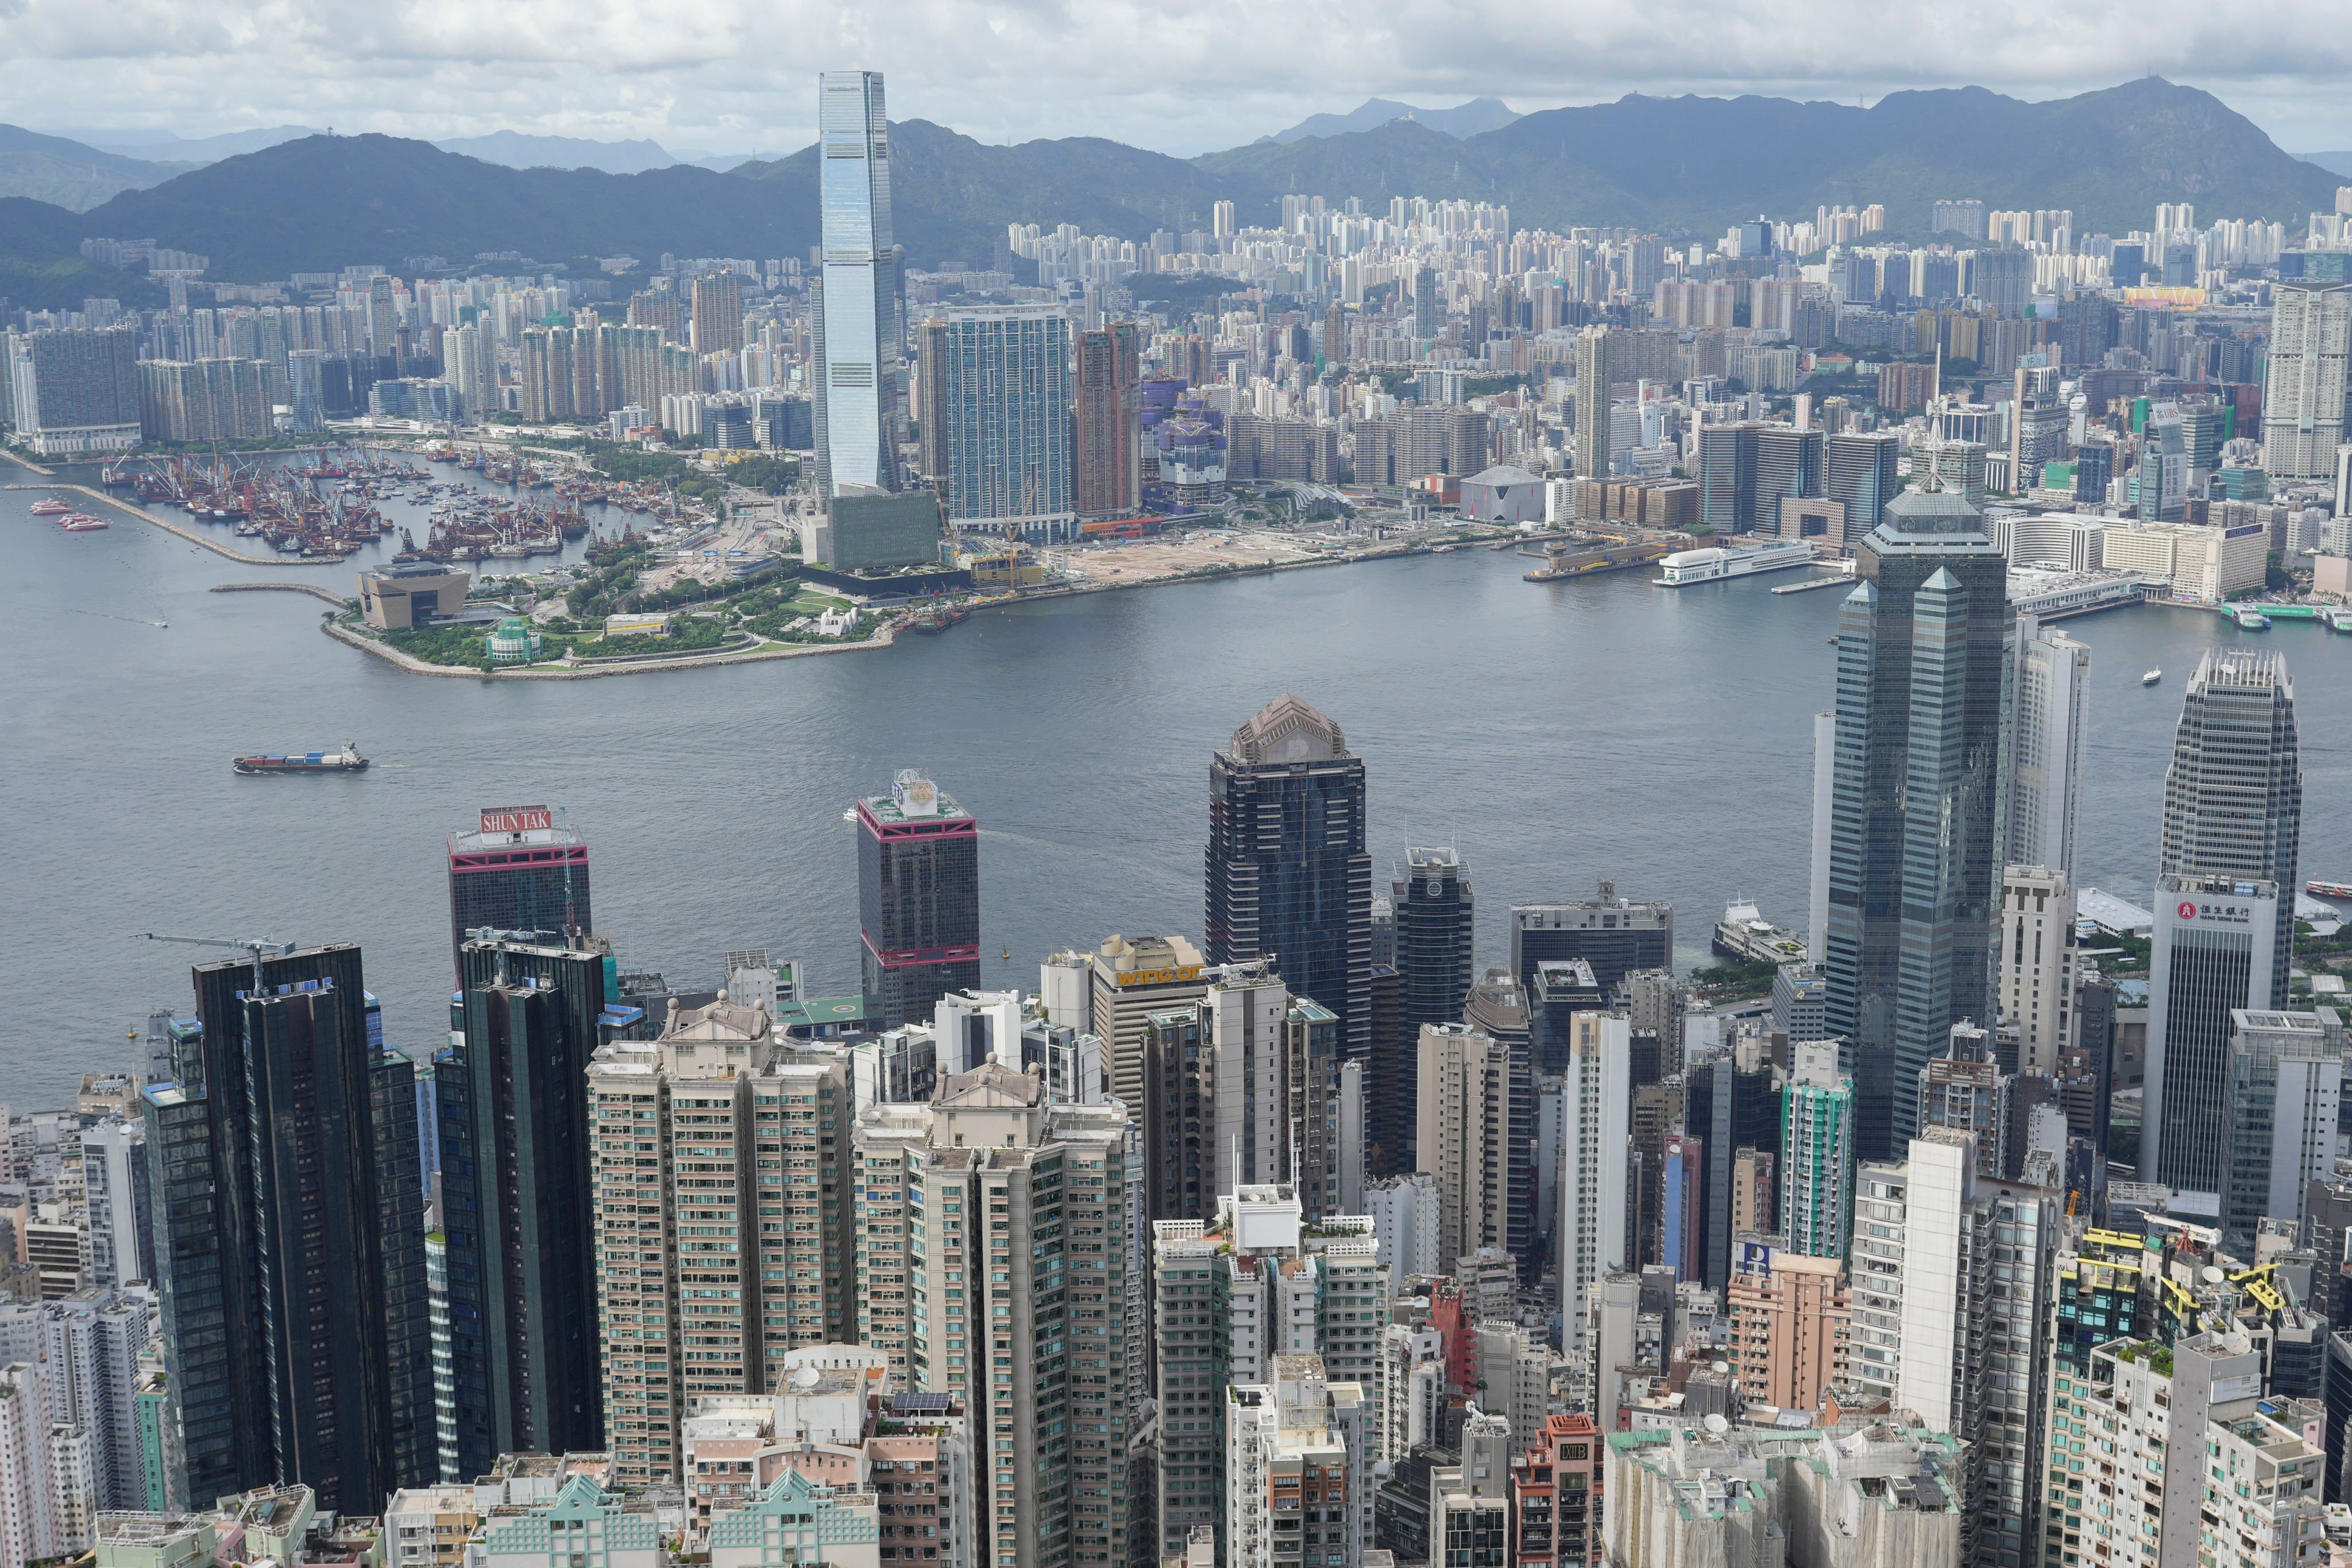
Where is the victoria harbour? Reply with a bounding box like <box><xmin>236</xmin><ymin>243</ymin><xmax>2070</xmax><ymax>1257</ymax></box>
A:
<box><xmin>5</xmin><ymin>468</ymin><xmax>2343</xmax><ymax>1107</ymax></box>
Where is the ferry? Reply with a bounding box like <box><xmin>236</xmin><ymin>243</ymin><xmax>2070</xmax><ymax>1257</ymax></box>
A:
<box><xmin>2307</xmin><ymin>880</ymin><xmax>2352</xmax><ymax>901</ymax></box>
<box><xmin>2142</xmin><ymin>669</ymin><xmax>2162</xmax><ymax>685</ymax></box>
<box><xmin>28</xmin><ymin>497</ymin><xmax>71</xmax><ymax>516</ymax></box>
<box><xmin>59</xmin><ymin>514</ymin><xmax>109</xmax><ymax>531</ymax></box>
<box><xmin>233</xmin><ymin>742</ymin><xmax>369</xmax><ymax>775</ymax></box>
<box><xmin>1654</xmin><ymin>540</ymin><xmax>1817</xmax><ymax>586</ymax></box>
<box><xmin>2234</xmin><ymin>607</ymin><xmax>2271</xmax><ymax>631</ymax></box>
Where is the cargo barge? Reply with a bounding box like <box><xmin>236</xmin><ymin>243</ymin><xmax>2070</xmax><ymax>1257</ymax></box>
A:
<box><xmin>233</xmin><ymin>742</ymin><xmax>369</xmax><ymax>775</ymax></box>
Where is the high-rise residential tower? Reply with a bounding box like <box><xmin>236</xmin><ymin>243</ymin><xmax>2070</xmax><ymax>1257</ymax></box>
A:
<box><xmin>812</xmin><ymin>69</ymin><xmax>902</xmax><ymax>498</ymax></box>
<box><xmin>444</xmin><ymin>805</ymin><xmax>591</xmax><ymax>981</ymax></box>
<box><xmin>857</xmin><ymin>770</ymin><xmax>982</xmax><ymax>1030</ymax></box>
<box><xmin>1821</xmin><ymin>486</ymin><xmax>2009</xmax><ymax>1160</ymax></box>
<box><xmin>1573</xmin><ymin>327</ymin><xmax>1609</xmax><ymax>477</ymax></box>
<box><xmin>689</xmin><ymin>269</ymin><xmax>746</xmax><ymax>357</ymax></box>
<box><xmin>1075</xmin><ymin>321</ymin><xmax>1141</xmax><ymax>517</ymax></box>
<box><xmin>922</xmin><ymin>306</ymin><xmax>1076</xmax><ymax>536</ymax></box>
<box><xmin>1206</xmin><ymin>697</ymin><xmax>1372</xmax><ymax>1060</ymax></box>
<box><xmin>2260</xmin><ymin>282</ymin><xmax>2351</xmax><ymax>480</ymax></box>
<box><xmin>1777</xmin><ymin>1040</ymin><xmax>1856</xmax><ymax>1261</ymax></box>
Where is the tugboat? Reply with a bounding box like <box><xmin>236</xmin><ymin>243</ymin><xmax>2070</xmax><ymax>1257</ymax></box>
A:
<box><xmin>233</xmin><ymin>741</ymin><xmax>369</xmax><ymax>775</ymax></box>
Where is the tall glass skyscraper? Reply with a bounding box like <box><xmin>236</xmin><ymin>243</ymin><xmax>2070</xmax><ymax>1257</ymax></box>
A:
<box><xmin>918</xmin><ymin>306</ymin><xmax>1075</xmax><ymax>534</ymax></box>
<box><xmin>1821</xmin><ymin>486</ymin><xmax>2009</xmax><ymax>1160</ymax></box>
<box><xmin>1206</xmin><ymin>696</ymin><xmax>1372</xmax><ymax>1061</ymax></box>
<box><xmin>813</xmin><ymin>69</ymin><xmax>902</xmax><ymax>497</ymax></box>
<box><xmin>857</xmin><ymin>769</ymin><xmax>982</xmax><ymax>1029</ymax></box>
<box><xmin>2158</xmin><ymin>648</ymin><xmax>2300</xmax><ymax>1002</ymax></box>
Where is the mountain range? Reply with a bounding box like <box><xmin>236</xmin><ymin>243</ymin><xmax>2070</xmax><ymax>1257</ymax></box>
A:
<box><xmin>1259</xmin><ymin>98</ymin><xmax>1521</xmax><ymax>145</ymax></box>
<box><xmin>1</xmin><ymin>78</ymin><xmax>2339</xmax><ymax>307</ymax></box>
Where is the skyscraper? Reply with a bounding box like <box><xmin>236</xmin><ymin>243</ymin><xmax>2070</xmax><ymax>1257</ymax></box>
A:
<box><xmin>2146</xmin><ymin>875</ymin><xmax>2283</xmax><ymax>1195</ymax></box>
<box><xmin>1573</xmin><ymin>327</ymin><xmax>1609</xmax><ymax>477</ymax></box>
<box><xmin>1206</xmin><ymin>697</ymin><xmax>1373</xmax><ymax>1060</ymax></box>
<box><xmin>1822</xmin><ymin>486</ymin><xmax>2009</xmax><ymax>1159</ymax></box>
<box><xmin>437</xmin><ymin>934</ymin><xmax>606</xmax><ymax>1480</ymax></box>
<box><xmin>1508</xmin><ymin>889</ymin><xmax>1672</xmax><ymax>1000</ymax></box>
<box><xmin>1825</xmin><ymin>431</ymin><xmax>1903</xmax><ymax>538</ymax></box>
<box><xmin>852</xmin><ymin>1067</ymin><xmax>1136</xmax><ymax>1568</ymax></box>
<box><xmin>1997</xmin><ymin>866</ymin><xmax>2078</xmax><ymax>1077</ymax></box>
<box><xmin>2158</xmin><ymin>648</ymin><xmax>2301</xmax><ymax>1006</ymax></box>
<box><xmin>444</xmin><ymin>805</ymin><xmax>591</xmax><ymax>982</ymax></box>
<box><xmin>858</xmin><ymin>770</ymin><xmax>982</xmax><ymax>1030</ymax></box>
<box><xmin>689</xmin><ymin>269</ymin><xmax>745</xmax><ymax>357</ymax></box>
<box><xmin>1776</xmin><ymin>1040</ymin><xmax>1856</xmax><ymax>1261</ymax></box>
<box><xmin>142</xmin><ymin>944</ymin><xmax>429</xmax><ymax>1513</ymax></box>
<box><xmin>1414</xmin><ymin>1023</ymin><xmax>1509</xmax><ymax>1267</ymax></box>
<box><xmin>5</xmin><ymin>326</ymin><xmax>140</xmax><ymax>455</ymax></box>
<box><xmin>1075</xmin><ymin>322</ymin><xmax>1141</xmax><ymax>517</ymax></box>
<box><xmin>1556</xmin><ymin>1011</ymin><xmax>1630</xmax><ymax>1357</ymax></box>
<box><xmin>2005</xmin><ymin>613</ymin><xmax>2090</xmax><ymax>880</ymax></box>
<box><xmin>812</xmin><ymin>69</ymin><xmax>902</xmax><ymax>498</ymax></box>
<box><xmin>1699</xmin><ymin>422</ymin><xmax>1824</xmax><ymax>535</ymax></box>
<box><xmin>1386</xmin><ymin>848</ymin><xmax>1472</xmax><ymax>1162</ymax></box>
<box><xmin>922</xmin><ymin>307</ymin><xmax>1076</xmax><ymax>535</ymax></box>
<box><xmin>2260</xmin><ymin>283</ymin><xmax>2351</xmax><ymax>480</ymax></box>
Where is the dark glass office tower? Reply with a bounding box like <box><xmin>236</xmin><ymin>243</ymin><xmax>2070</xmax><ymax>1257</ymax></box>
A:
<box><xmin>1388</xmin><ymin>847</ymin><xmax>1473</xmax><ymax>1162</ymax></box>
<box><xmin>856</xmin><ymin>770</ymin><xmax>982</xmax><ymax>1029</ymax></box>
<box><xmin>2158</xmin><ymin>648</ymin><xmax>2300</xmax><ymax>1006</ymax></box>
<box><xmin>1508</xmin><ymin>888</ymin><xmax>1672</xmax><ymax>1001</ymax></box>
<box><xmin>445</xmin><ymin>805</ymin><xmax>592</xmax><ymax>980</ymax></box>
<box><xmin>1825</xmin><ymin>431</ymin><xmax>1902</xmax><ymax>536</ymax></box>
<box><xmin>142</xmin><ymin>944</ymin><xmax>428</xmax><ymax>1513</ymax></box>
<box><xmin>1821</xmin><ymin>487</ymin><xmax>2009</xmax><ymax>1160</ymax></box>
<box><xmin>1682</xmin><ymin>1055</ymin><xmax>1781</xmax><ymax>1292</ymax></box>
<box><xmin>437</xmin><ymin>935</ymin><xmax>607</xmax><ymax>1479</ymax></box>
<box><xmin>1206</xmin><ymin>696</ymin><xmax>1373</xmax><ymax>1060</ymax></box>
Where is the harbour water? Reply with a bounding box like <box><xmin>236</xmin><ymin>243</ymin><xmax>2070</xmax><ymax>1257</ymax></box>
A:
<box><xmin>5</xmin><ymin>464</ymin><xmax>2347</xmax><ymax>1106</ymax></box>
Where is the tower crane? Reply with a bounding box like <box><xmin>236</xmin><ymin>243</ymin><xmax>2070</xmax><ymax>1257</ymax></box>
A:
<box><xmin>137</xmin><ymin>932</ymin><xmax>295</xmax><ymax>995</ymax></box>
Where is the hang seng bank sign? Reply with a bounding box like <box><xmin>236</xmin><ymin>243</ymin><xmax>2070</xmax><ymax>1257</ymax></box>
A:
<box><xmin>2176</xmin><ymin>899</ymin><xmax>2256</xmax><ymax>926</ymax></box>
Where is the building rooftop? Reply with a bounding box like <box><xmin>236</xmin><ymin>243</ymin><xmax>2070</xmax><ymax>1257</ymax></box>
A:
<box><xmin>1226</xmin><ymin>694</ymin><xmax>1348</xmax><ymax>765</ymax></box>
<box><xmin>861</xmin><ymin>768</ymin><xmax>969</xmax><ymax>825</ymax></box>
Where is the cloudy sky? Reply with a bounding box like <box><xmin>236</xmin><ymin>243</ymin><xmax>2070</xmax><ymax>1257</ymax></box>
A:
<box><xmin>6</xmin><ymin>0</ymin><xmax>2350</xmax><ymax>159</ymax></box>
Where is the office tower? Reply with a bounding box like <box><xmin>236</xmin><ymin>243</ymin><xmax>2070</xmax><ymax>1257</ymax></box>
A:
<box><xmin>1075</xmin><ymin>321</ymin><xmax>1141</xmax><ymax>517</ymax></box>
<box><xmin>1206</xmin><ymin>696</ymin><xmax>1373</xmax><ymax>1060</ymax></box>
<box><xmin>1557</xmin><ymin>1011</ymin><xmax>1631</xmax><ymax>1356</ymax></box>
<box><xmin>2006</xmin><ymin>614</ymin><xmax>2090</xmax><ymax>880</ymax></box>
<box><xmin>437</xmin><ymin>935</ymin><xmax>605</xmax><ymax>1480</ymax></box>
<box><xmin>812</xmin><ymin>69</ymin><xmax>902</xmax><ymax>498</ymax></box>
<box><xmin>857</xmin><ymin>770</ymin><xmax>982</xmax><ymax>1031</ymax></box>
<box><xmin>1187</xmin><ymin>963</ymin><xmax>1342</xmax><ymax>1214</ymax></box>
<box><xmin>1881</xmin><ymin>1129</ymin><xmax>2057</xmax><ymax>1568</ymax></box>
<box><xmin>1778</xmin><ymin>1040</ymin><xmax>1856</xmax><ymax>1261</ymax></box>
<box><xmin>2261</xmin><ymin>283</ymin><xmax>2351</xmax><ymax>480</ymax></box>
<box><xmin>1531</xmin><ymin>960</ymin><xmax>1606</xmax><ymax>1075</ymax></box>
<box><xmin>1659</xmin><ymin>1133</ymin><xmax>1702</xmax><ymax>1280</ymax></box>
<box><xmin>925</xmin><ymin>306</ymin><xmax>1075</xmax><ymax>532</ymax></box>
<box><xmin>2220</xmin><ymin>1008</ymin><xmax>2343</xmax><ymax>1252</ymax></box>
<box><xmin>1086</xmin><ymin>934</ymin><xmax>1204</xmax><ymax>1102</ymax></box>
<box><xmin>443</xmin><ymin>805</ymin><xmax>592</xmax><ymax>980</ymax></box>
<box><xmin>1723</xmin><ymin>1246</ymin><xmax>1850</xmax><ymax>1412</ymax></box>
<box><xmin>586</xmin><ymin>1009</ymin><xmax>855</xmax><ymax>1485</ymax></box>
<box><xmin>1822</xmin><ymin>486</ymin><xmax>2009</xmax><ymax>1160</ymax></box>
<box><xmin>1997</xmin><ymin>867</ymin><xmax>2078</xmax><ymax>1076</ymax></box>
<box><xmin>1393</xmin><ymin>848</ymin><xmax>1474</xmax><ymax>1044</ymax></box>
<box><xmin>1685</xmin><ymin>1051</ymin><xmax>1781</xmax><ymax>1291</ymax></box>
<box><xmin>142</xmin><ymin>944</ymin><xmax>427</xmax><ymax>1514</ymax></box>
<box><xmin>852</xmin><ymin>1065</ymin><xmax>1134</xmax><ymax>1568</ymax></box>
<box><xmin>1771</xmin><ymin>963</ymin><xmax>1826</xmax><ymax>1044</ymax></box>
<box><xmin>1415</xmin><ymin>1024</ymin><xmax>1508</xmax><ymax>1268</ymax></box>
<box><xmin>1573</xmin><ymin>327</ymin><xmax>1609</xmax><ymax>477</ymax></box>
<box><xmin>1509</xmin><ymin>888</ymin><xmax>1672</xmax><ymax>1001</ymax></box>
<box><xmin>4</xmin><ymin>325</ymin><xmax>139</xmax><ymax>454</ymax></box>
<box><xmin>1825</xmin><ymin>431</ymin><xmax>1903</xmax><ymax>538</ymax></box>
<box><xmin>1227</xmin><ymin>1357</ymin><xmax>1370</xmax><ymax>1568</ymax></box>
<box><xmin>79</xmin><ymin>1118</ymin><xmax>147</xmax><ymax>1289</ymax></box>
<box><xmin>2146</xmin><ymin>660</ymin><xmax>2302</xmax><ymax>1195</ymax></box>
<box><xmin>1698</xmin><ymin>422</ymin><xmax>1823</xmax><ymax>534</ymax></box>
<box><xmin>2159</xmin><ymin>648</ymin><xmax>2301</xmax><ymax>1008</ymax></box>
<box><xmin>689</xmin><ymin>270</ymin><xmax>744</xmax><ymax>356</ymax></box>
<box><xmin>1144</xmin><ymin>1003</ymin><xmax>1214</xmax><ymax>1224</ymax></box>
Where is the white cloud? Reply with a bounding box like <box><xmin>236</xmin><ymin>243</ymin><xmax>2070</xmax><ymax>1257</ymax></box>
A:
<box><xmin>3</xmin><ymin>0</ymin><xmax>2349</xmax><ymax>157</ymax></box>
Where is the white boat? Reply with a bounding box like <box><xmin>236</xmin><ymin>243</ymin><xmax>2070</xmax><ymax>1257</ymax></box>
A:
<box><xmin>2142</xmin><ymin>669</ymin><xmax>2161</xmax><ymax>685</ymax></box>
